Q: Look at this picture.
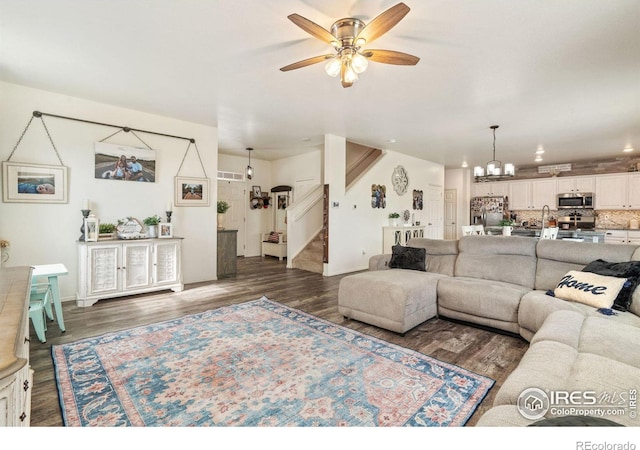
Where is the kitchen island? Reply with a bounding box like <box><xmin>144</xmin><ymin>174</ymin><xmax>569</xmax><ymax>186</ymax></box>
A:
<box><xmin>510</xmin><ymin>227</ymin><xmax>605</xmax><ymax>243</ymax></box>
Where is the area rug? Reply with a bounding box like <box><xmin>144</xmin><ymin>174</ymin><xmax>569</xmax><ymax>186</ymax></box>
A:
<box><xmin>52</xmin><ymin>297</ymin><xmax>494</xmax><ymax>427</ymax></box>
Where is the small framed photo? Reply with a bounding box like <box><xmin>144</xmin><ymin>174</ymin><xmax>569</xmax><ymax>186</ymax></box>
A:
<box><xmin>174</xmin><ymin>176</ymin><xmax>210</xmax><ymax>207</ymax></box>
<box><xmin>159</xmin><ymin>222</ymin><xmax>173</xmax><ymax>238</ymax></box>
<box><xmin>84</xmin><ymin>215</ymin><xmax>99</xmax><ymax>242</ymax></box>
<box><xmin>252</xmin><ymin>186</ymin><xmax>262</xmax><ymax>198</ymax></box>
<box><xmin>2</xmin><ymin>161</ymin><xmax>68</xmax><ymax>203</ymax></box>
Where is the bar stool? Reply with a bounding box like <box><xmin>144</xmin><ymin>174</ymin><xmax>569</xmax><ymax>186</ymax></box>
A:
<box><xmin>29</xmin><ymin>283</ymin><xmax>52</xmax><ymax>343</ymax></box>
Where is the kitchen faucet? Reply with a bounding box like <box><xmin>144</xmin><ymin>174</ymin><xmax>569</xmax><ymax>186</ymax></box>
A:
<box><xmin>540</xmin><ymin>205</ymin><xmax>550</xmax><ymax>237</ymax></box>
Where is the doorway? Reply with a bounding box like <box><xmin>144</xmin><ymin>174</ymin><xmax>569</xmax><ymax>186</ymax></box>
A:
<box><xmin>444</xmin><ymin>189</ymin><xmax>457</xmax><ymax>240</ymax></box>
<box><xmin>217</xmin><ymin>180</ymin><xmax>246</xmax><ymax>256</ymax></box>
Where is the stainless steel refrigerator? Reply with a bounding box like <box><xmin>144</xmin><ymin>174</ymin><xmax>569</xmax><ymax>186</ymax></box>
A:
<box><xmin>470</xmin><ymin>196</ymin><xmax>508</xmax><ymax>230</ymax></box>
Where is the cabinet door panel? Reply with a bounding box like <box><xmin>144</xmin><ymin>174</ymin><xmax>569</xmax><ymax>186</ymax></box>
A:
<box><xmin>122</xmin><ymin>243</ymin><xmax>151</xmax><ymax>290</ymax></box>
<box><xmin>154</xmin><ymin>241</ymin><xmax>180</xmax><ymax>285</ymax></box>
<box><xmin>509</xmin><ymin>181</ymin><xmax>531</xmax><ymax>210</ymax></box>
<box><xmin>88</xmin><ymin>245</ymin><xmax>120</xmax><ymax>295</ymax></box>
<box><xmin>627</xmin><ymin>174</ymin><xmax>640</xmax><ymax>209</ymax></box>
<box><xmin>595</xmin><ymin>175</ymin><xmax>626</xmax><ymax>209</ymax></box>
<box><xmin>531</xmin><ymin>179</ymin><xmax>557</xmax><ymax>209</ymax></box>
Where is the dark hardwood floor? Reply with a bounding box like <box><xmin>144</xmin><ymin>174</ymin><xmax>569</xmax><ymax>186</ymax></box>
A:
<box><xmin>29</xmin><ymin>256</ymin><xmax>529</xmax><ymax>427</ymax></box>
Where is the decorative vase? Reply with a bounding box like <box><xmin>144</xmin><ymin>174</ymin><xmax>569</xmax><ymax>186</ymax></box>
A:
<box><xmin>146</xmin><ymin>225</ymin><xmax>158</xmax><ymax>238</ymax></box>
<box><xmin>218</xmin><ymin>213</ymin><xmax>225</xmax><ymax>230</ymax></box>
<box><xmin>502</xmin><ymin>226</ymin><xmax>513</xmax><ymax>236</ymax></box>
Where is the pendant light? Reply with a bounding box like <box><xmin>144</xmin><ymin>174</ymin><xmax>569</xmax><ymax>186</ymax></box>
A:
<box><xmin>246</xmin><ymin>147</ymin><xmax>254</xmax><ymax>180</ymax></box>
<box><xmin>474</xmin><ymin>125</ymin><xmax>515</xmax><ymax>181</ymax></box>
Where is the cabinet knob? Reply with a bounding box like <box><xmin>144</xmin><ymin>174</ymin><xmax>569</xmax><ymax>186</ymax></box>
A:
<box><xmin>24</xmin><ymin>337</ymin><xmax>30</xmax><ymax>343</ymax></box>
<box><xmin>20</xmin><ymin>412</ymin><xmax>27</xmax><ymax>422</ymax></box>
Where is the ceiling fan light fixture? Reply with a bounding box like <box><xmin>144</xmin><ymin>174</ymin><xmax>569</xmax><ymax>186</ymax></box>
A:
<box><xmin>325</xmin><ymin>57</ymin><xmax>341</xmax><ymax>77</ymax></box>
<box><xmin>343</xmin><ymin>62</ymin><xmax>358</xmax><ymax>84</ymax></box>
<box><xmin>351</xmin><ymin>52</ymin><xmax>369</xmax><ymax>74</ymax></box>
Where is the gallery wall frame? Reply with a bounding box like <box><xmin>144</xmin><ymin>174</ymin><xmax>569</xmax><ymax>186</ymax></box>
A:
<box><xmin>2</xmin><ymin>161</ymin><xmax>68</xmax><ymax>203</ymax></box>
<box><xmin>174</xmin><ymin>176</ymin><xmax>210</xmax><ymax>207</ymax></box>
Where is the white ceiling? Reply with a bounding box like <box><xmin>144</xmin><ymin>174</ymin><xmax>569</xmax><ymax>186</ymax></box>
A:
<box><xmin>1</xmin><ymin>0</ymin><xmax>639</xmax><ymax>169</ymax></box>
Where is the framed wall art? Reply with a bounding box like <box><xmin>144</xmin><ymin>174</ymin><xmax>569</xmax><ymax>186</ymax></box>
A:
<box><xmin>95</xmin><ymin>142</ymin><xmax>156</xmax><ymax>182</ymax></box>
<box><xmin>413</xmin><ymin>189</ymin><xmax>423</xmax><ymax>210</ymax></box>
<box><xmin>2</xmin><ymin>161</ymin><xmax>68</xmax><ymax>203</ymax></box>
<box><xmin>371</xmin><ymin>184</ymin><xmax>386</xmax><ymax>209</ymax></box>
<box><xmin>174</xmin><ymin>176</ymin><xmax>210</xmax><ymax>206</ymax></box>
<box><xmin>159</xmin><ymin>223</ymin><xmax>173</xmax><ymax>238</ymax></box>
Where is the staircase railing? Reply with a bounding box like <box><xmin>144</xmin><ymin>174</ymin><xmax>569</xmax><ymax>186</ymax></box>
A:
<box><xmin>286</xmin><ymin>184</ymin><xmax>324</xmax><ymax>268</ymax></box>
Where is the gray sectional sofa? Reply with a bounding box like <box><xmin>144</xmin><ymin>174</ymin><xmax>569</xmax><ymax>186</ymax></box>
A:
<box><xmin>337</xmin><ymin>235</ymin><xmax>640</xmax><ymax>426</ymax></box>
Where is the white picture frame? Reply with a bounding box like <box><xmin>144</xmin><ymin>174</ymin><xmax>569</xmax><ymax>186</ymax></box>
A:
<box><xmin>2</xmin><ymin>161</ymin><xmax>68</xmax><ymax>203</ymax></box>
<box><xmin>174</xmin><ymin>176</ymin><xmax>210</xmax><ymax>207</ymax></box>
<box><xmin>159</xmin><ymin>223</ymin><xmax>173</xmax><ymax>238</ymax></box>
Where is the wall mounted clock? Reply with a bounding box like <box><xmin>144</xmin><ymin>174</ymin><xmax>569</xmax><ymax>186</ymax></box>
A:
<box><xmin>392</xmin><ymin>165</ymin><xmax>409</xmax><ymax>195</ymax></box>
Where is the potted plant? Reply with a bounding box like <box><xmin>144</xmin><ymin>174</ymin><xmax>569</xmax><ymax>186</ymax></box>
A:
<box><xmin>143</xmin><ymin>214</ymin><xmax>162</xmax><ymax>238</ymax></box>
<box><xmin>388</xmin><ymin>212</ymin><xmax>400</xmax><ymax>227</ymax></box>
<box><xmin>499</xmin><ymin>218</ymin><xmax>515</xmax><ymax>236</ymax></box>
<box><xmin>217</xmin><ymin>201</ymin><xmax>230</xmax><ymax>230</ymax></box>
<box><xmin>99</xmin><ymin>223</ymin><xmax>116</xmax><ymax>240</ymax></box>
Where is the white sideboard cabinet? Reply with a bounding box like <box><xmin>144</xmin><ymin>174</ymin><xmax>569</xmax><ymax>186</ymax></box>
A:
<box><xmin>77</xmin><ymin>238</ymin><xmax>183</xmax><ymax>307</ymax></box>
<box><xmin>383</xmin><ymin>226</ymin><xmax>425</xmax><ymax>254</ymax></box>
<box><xmin>0</xmin><ymin>267</ymin><xmax>33</xmax><ymax>427</ymax></box>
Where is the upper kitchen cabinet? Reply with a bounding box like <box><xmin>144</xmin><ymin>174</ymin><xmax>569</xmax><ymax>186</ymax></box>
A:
<box><xmin>595</xmin><ymin>173</ymin><xmax>640</xmax><ymax>209</ymax></box>
<box><xmin>556</xmin><ymin>176</ymin><xmax>595</xmax><ymax>193</ymax></box>
<box><xmin>471</xmin><ymin>182</ymin><xmax>509</xmax><ymax>197</ymax></box>
<box><xmin>509</xmin><ymin>179</ymin><xmax>556</xmax><ymax>210</ymax></box>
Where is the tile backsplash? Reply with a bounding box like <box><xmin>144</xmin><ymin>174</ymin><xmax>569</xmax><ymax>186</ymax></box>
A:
<box><xmin>512</xmin><ymin>209</ymin><xmax>640</xmax><ymax>229</ymax></box>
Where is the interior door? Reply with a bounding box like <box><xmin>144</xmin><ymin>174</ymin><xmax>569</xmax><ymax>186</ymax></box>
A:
<box><xmin>217</xmin><ymin>180</ymin><xmax>246</xmax><ymax>256</ymax></box>
<box><xmin>425</xmin><ymin>185</ymin><xmax>444</xmax><ymax>239</ymax></box>
<box><xmin>444</xmin><ymin>189</ymin><xmax>457</xmax><ymax>240</ymax></box>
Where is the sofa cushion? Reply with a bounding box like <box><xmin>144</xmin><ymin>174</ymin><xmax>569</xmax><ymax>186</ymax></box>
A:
<box><xmin>518</xmin><ymin>290</ymin><xmax>640</xmax><ymax>341</ymax></box>
<box><xmin>534</xmin><ymin>240</ymin><xmax>640</xmax><ymax>291</ymax></box>
<box><xmin>583</xmin><ymin>259</ymin><xmax>640</xmax><ymax>311</ymax></box>
<box><xmin>437</xmin><ymin>276</ymin><xmax>530</xmax><ymax>324</ymax></box>
<box><xmin>388</xmin><ymin>245</ymin><xmax>426</xmax><ymax>271</ymax></box>
<box><xmin>455</xmin><ymin>236</ymin><xmax>537</xmax><ymax>289</ymax></box>
<box><xmin>553</xmin><ymin>270</ymin><xmax>626</xmax><ymax>309</ymax></box>
<box><xmin>406</xmin><ymin>238</ymin><xmax>458</xmax><ymax>276</ymax></box>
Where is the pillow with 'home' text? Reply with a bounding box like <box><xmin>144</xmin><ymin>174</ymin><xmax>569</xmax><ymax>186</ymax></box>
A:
<box><xmin>389</xmin><ymin>245</ymin><xmax>426</xmax><ymax>271</ymax></box>
<box><xmin>554</xmin><ymin>270</ymin><xmax>627</xmax><ymax>309</ymax></box>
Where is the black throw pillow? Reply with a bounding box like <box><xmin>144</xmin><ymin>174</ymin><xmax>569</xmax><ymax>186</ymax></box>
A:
<box><xmin>582</xmin><ymin>259</ymin><xmax>640</xmax><ymax>311</ymax></box>
<box><xmin>388</xmin><ymin>245</ymin><xmax>426</xmax><ymax>271</ymax></box>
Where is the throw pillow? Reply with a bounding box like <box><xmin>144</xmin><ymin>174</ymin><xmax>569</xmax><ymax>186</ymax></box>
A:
<box><xmin>554</xmin><ymin>270</ymin><xmax>627</xmax><ymax>309</ymax></box>
<box><xmin>388</xmin><ymin>245</ymin><xmax>426</xmax><ymax>272</ymax></box>
<box><xmin>582</xmin><ymin>259</ymin><xmax>640</xmax><ymax>311</ymax></box>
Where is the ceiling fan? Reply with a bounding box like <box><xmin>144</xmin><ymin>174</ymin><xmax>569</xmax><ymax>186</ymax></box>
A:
<box><xmin>280</xmin><ymin>2</ymin><xmax>420</xmax><ymax>88</ymax></box>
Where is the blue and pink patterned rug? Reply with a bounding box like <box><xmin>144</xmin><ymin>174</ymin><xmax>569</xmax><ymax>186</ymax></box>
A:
<box><xmin>52</xmin><ymin>297</ymin><xmax>494</xmax><ymax>426</ymax></box>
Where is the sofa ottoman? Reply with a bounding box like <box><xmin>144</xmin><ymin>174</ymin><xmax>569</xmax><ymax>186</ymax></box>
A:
<box><xmin>338</xmin><ymin>269</ymin><xmax>443</xmax><ymax>334</ymax></box>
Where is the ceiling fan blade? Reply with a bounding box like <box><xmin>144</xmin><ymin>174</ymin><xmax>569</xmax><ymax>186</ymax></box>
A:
<box><xmin>280</xmin><ymin>54</ymin><xmax>335</xmax><ymax>72</ymax></box>
<box><xmin>287</xmin><ymin>14</ymin><xmax>336</xmax><ymax>44</ymax></box>
<box><xmin>364</xmin><ymin>49</ymin><xmax>420</xmax><ymax>65</ymax></box>
<box><xmin>356</xmin><ymin>2</ymin><xmax>410</xmax><ymax>45</ymax></box>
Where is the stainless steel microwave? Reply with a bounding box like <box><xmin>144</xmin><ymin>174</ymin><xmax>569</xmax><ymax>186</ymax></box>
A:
<box><xmin>557</xmin><ymin>192</ymin><xmax>594</xmax><ymax>209</ymax></box>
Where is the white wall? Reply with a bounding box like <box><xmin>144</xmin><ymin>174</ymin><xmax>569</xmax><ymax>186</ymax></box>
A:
<box><xmin>0</xmin><ymin>82</ymin><xmax>218</xmax><ymax>301</ymax></box>
<box><xmin>324</xmin><ymin>136</ymin><xmax>445</xmax><ymax>276</ymax></box>
<box><xmin>270</xmin><ymin>149</ymin><xmax>323</xmax><ymax>202</ymax></box>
